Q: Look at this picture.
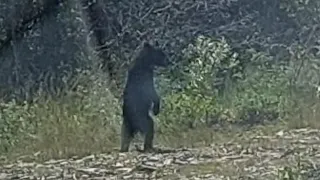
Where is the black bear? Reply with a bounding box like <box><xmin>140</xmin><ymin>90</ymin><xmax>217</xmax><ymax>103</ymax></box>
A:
<box><xmin>120</xmin><ymin>42</ymin><xmax>170</xmax><ymax>152</ymax></box>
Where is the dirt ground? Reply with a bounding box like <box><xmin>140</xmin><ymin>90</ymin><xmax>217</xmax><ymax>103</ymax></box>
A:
<box><xmin>0</xmin><ymin>128</ymin><xmax>320</xmax><ymax>180</ymax></box>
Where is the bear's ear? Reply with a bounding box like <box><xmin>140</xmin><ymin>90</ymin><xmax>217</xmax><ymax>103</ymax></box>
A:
<box><xmin>143</xmin><ymin>42</ymin><xmax>152</xmax><ymax>49</ymax></box>
<box><xmin>155</xmin><ymin>40</ymin><xmax>159</xmax><ymax>47</ymax></box>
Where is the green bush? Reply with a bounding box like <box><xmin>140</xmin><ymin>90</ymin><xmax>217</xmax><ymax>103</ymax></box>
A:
<box><xmin>157</xmin><ymin>36</ymin><xmax>238</xmax><ymax>130</ymax></box>
<box><xmin>157</xmin><ymin>36</ymin><xmax>293</xmax><ymax>130</ymax></box>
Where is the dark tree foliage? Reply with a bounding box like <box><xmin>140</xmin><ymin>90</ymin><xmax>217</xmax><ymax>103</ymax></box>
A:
<box><xmin>0</xmin><ymin>0</ymin><xmax>62</xmax><ymax>51</ymax></box>
<box><xmin>80</xmin><ymin>0</ymin><xmax>121</xmax><ymax>79</ymax></box>
<box><xmin>0</xmin><ymin>0</ymin><xmax>87</xmax><ymax>101</ymax></box>
<box><xmin>0</xmin><ymin>0</ymin><xmax>318</xmax><ymax>101</ymax></box>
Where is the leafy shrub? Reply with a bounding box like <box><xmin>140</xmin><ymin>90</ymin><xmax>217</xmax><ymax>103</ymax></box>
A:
<box><xmin>231</xmin><ymin>62</ymin><xmax>291</xmax><ymax>125</ymax></box>
<box><xmin>157</xmin><ymin>35</ymin><xmax>293</xmax><ymax>131</ymax></box>
<box><xmin>157</xmin><ymin>36</ymin><xmax>238</xmax><ymax>129</ymax></box>
<box><xmin>0</xmin><ymin>100</ymin><xmax>34</xmax><ymax>152</ymax></box>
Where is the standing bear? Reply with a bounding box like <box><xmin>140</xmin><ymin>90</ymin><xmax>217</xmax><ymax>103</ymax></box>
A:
<box><xmin>120</xmin><ymin>42</ymin><xmax>170</xmax><ymax>152</ymax></box>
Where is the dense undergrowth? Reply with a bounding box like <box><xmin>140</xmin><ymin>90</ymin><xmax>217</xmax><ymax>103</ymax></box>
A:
<box><xmin>0</xmin><ymin>35</ymin><xmax>319</xmax><ymax>164</ymax></box>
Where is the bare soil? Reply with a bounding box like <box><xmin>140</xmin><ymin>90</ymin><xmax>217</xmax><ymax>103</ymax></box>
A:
<box><xmin>0</xmin><ymin>128</ymin><xmax>320</xmax><ymax>180</ymax></box>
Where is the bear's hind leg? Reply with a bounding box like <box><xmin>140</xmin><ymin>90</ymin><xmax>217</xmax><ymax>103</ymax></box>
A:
<box><xmin>120</xmin><ymin>120</ymin><xmax>134</xmax><ymax>152</ymax></box>
<box><xmin>143</xmin><ymin>115</ymin><xmax>155</xmax><ymax>152</ymax></box>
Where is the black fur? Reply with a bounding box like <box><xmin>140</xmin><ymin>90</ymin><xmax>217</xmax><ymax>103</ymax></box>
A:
<box><xmin>120</xmin><ymin>42</ymin><xmax>169</xmax><ymax>152</ymax></box>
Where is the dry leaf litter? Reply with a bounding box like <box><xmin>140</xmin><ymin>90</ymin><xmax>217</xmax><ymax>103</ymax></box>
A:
<box><xmin>0</xmin><ymin>128</ymin><xmax>320</xmax><ymax>179</ymax></box>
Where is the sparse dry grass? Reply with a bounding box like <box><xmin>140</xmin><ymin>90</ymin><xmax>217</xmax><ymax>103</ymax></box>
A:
<box><xmin>285</xmin><ymin>99</ymin><xmax>320</xmax><ymax>130</ymax></box>
<box><xmin>3</xmin><ymin>88</ymin><xmax>320</xmax><ymax>164</ymax></box>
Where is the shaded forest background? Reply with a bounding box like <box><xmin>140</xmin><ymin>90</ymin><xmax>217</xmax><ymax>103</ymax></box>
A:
<box><xmin>0</xmin><ymin>0</ymin><xmax>320</xmax><ymax>159</ymax></box>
